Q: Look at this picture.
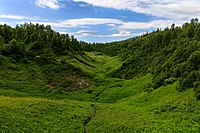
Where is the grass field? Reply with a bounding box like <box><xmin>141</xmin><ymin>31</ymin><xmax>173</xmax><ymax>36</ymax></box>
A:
<box><xmin>0</xmin><ymin>52</ymin><xmax>200</xmax><ymax>132</ymax></box>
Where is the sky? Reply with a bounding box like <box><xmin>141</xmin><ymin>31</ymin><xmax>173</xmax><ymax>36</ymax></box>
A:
<box><xmin>0</xmin><ymin>0</ymin><xmax>200</xmax><ymax>43</ymax></box>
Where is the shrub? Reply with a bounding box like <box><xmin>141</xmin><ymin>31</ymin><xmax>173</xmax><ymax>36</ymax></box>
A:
<box><xmin>177</xmin><ymin>71</ymin><xmax>199</xmax><ymax>92</ymax></box>
<box><xmin>142</xmin><ymin>83</ymin><xmax>154</xmax><ymax>93</ymax></box>
<box><xmin>152</xmin><ymin>73</ymin><xmax>166</xmax><ymax>89</ymax></box>
<box><xmin>164</xmin><ymin>77</ymin><xmax>177</xmax><ymax>86</ymax></box>
<box><xmin>0</xmin><ymin>39</ymin><xmax>25</xmax><ymax>60</ymax></box>
<box><xmin>188</xmin><ymin>51</ymin><xmax>200</xmax><ymax>69</ymax></box>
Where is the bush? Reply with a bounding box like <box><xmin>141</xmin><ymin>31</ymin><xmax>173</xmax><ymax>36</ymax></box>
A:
<box><xmin>177</xmin><ymin>71</ymin><xmax>199</xmax><ymax>92</ymax></box>
<box><xmin>142</xmin><ymin>83</ymin><xmax>154</xmax><ymax>93</ymax></box>
<box><xmin>188</xmin><ymin>51</ymin><xmax>200</xmax><ymax>69</ymax></box>
<box><xmin>177</xmin><ymin>77</ymin><xmax>192</xmax><ymax>92</ymax></box>
<box><xmin>164</xmin><ymin>77</ymin><xmax>177</xmax><ymax>86</ymax></box>
<box><xmin>0</xmin><ymin>39</ymin><xmax>25</xmax><ymax>60</ymax></box>
<box><xmin>152</xmin><ymin>73</ymin><xmax>166</xmax><ymax>89</ymax></box>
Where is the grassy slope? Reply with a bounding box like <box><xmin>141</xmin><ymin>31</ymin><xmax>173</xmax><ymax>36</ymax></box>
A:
<box><xmin>89</xmin><ymin>85</ymin><xmax>200</xmax><ymax>132</ymax></box>
<box><xmin>0</xmin><ymin>96</ymin><xmax>91</xmax><ymax>132</ymax></box>
<box><xmin>0</xmin><ymin>52</ymin><xmax>200</xmax><ymax>132</ymax></box>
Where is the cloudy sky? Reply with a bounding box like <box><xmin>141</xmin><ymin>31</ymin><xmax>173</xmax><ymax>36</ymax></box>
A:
<box><xmin>0</xmin><ymin>0</ymin><xmax>199</xmax><ymax>42</ymax></box>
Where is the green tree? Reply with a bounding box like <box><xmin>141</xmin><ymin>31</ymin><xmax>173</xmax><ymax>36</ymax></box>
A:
<box><xmin>0</xmin><ymin>36</ymin><xmax>5</xmax><ymax>46</ymax></box>
<box><xmin>188</xmin><ymin>51</ymin><xmax>200</xmax><ymax>69</ymax></box>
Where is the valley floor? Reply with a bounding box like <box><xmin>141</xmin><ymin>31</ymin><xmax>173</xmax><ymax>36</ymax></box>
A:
<box><xmin>0</xmin><ymin>52</ymin><xmax>200</xmax><ymax>132</ymax></box>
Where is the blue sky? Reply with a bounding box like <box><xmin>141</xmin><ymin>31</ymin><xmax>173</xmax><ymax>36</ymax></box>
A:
<box><xmin>0</xmin><ymin>0</ymin><xmax>199</xmax><ymax>42</ymax></box>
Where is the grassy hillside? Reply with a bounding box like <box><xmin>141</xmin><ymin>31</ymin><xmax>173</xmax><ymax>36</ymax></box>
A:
<box><xmin>0</xmin><ymin>22</ymin><xmax>200</xmax><ymax>132</ymax></box>
<box><xmin>1</xmin><ymin>51</ymin><xmax>200</xmax><ymax>132</ymax></box>
<box><xmin>0</xmin><ymin>55</ymin><xmax>89</xmax><ymax>99</ymax></box>
<box><xmin>0</xmin><ymin>96</ymin><xmax>92</xmax><ymax>132</ymax></box>
<box><xmin>89</xmin><ymin>19</ymin><xmax>200</xmax><ymax>97</ymax></box>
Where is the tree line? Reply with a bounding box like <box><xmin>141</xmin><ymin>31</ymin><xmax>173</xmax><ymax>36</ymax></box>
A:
<box><xmin>0</xmin><ymin>23</ymin><xmax>86</xmax><ymax>62</ymax></box>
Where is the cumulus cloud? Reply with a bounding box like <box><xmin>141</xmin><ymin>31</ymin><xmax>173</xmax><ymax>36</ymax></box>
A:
<box><xmin>35</xmin><ymin>0</ymin><xmax>63</xmax><ymax>10</ymax></box>
<box><xmin>73</xmin><ymin>0</ymin><xmax>200</xmax><ymax>20</ymax></box>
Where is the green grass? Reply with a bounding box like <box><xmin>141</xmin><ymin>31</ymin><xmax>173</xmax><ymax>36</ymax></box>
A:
<box><xmin>0</xmin><ymin>96</ymin><xmax>92</xmax><ymax>133</ymax></box>
<box><xmin>0</xmin><ymin>60</ymin><xmax>47</xmax><ymax>98</ymax></box>
<box><xmin>87</xmin><ymin>84</ymin><xmax>200</xmax><ymax>132</ymax></box>
<box><xmin>0</xmin><ymin>52</ymin><xmax>200</xmax><ymax>132</ymax></box>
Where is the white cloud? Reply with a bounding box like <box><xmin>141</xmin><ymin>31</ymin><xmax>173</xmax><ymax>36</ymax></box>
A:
<box><xmin>60</xmin><ymin>30</ymin><xmax>104</xmax><ymax>38</ymax></box>
<box><xmin>62</xmin><ymin>18</ymin><xmax>123</xmax><ymax>27</ymax></box>
<box><xmin>30</xmin><ymin>18</ymin><xmax>124</xmax><ymax>28</ymax></box>
<box><xmin>75</xmin><ymin>30</ymin><xmax>98</xmax><ymax>36</ymax></box>
<box><xmin>31</xmin><ymin>18</ymin><xmax>173</xmax><ymax>30</ymax></box>
<box><xmin>111</xmin><ymin>31</ymin><xmax>131</xmax><ymax>37</ymax></box>
<box><xmin>0</xmin><ymin>14</ymin><xmax>39</xmax><ymax>20</ymax></box>
<box><xmin>73</xmin><ymin>0</ymin><xmax>200</xmax><ymax>20</ymax></box>
<box><xmin>119</xmin><ymin>20</ymin><xmax>174</xmax><ymax>30</ymax></box>
<box><xmin>106</xmin><ymin>24</ymin><xmax>116</xmax><ymax>27</ymax></box>
<box><xmin>70</xmin><ymin>30</ymin><xmax>132</xmax><ymax>38</ymax></box>
<box><xmin>35</xmin><ymin>0</ymin><xmax>63</xmax><ymax>10</ymax></box>
<box><xmin>72</xmin><ymin>30</ymin><xmax>139</xmax><ymax>39</ymax></box>
<box><xmin>68</xmin><ymin>30</ymin><xmax>146</xmax><ymax>40</ymax></box>
<box><xmin>110</xmin><ymin>31</ymin><xmax>145</xmax><ymax>38</ymax></box>
<box><xmin>18</xmin><ymin>17</ymin><xmax>179</xmax><ymax>38</ymax></box>
<box><xmin>79</xmin><ymin>3</ymin><xmax>89</xmax><ymax>7</ymax></box>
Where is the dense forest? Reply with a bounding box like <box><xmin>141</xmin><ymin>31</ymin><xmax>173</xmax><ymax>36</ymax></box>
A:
<box><xmin>0</xmin><ymin>23</ymin><xmax>85</xmax><ymax>61</ymax></box>
<box><xmin>87</xmin><ymin>18</ymin><xmax>200</xmax><ymax>100</ymax></box>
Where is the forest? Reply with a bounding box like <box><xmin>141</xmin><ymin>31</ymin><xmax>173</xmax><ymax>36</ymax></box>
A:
<box><xmin>0</xmin><ymin>23</ymin><xmax>86</xmax><ymax>60</ymax></box>
<box><xmin>0</xmin><ymin>19</ymin><xmax>200</xmax><ymax>132</ymax></box>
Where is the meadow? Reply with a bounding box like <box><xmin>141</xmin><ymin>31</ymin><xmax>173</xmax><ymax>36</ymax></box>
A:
<box><xmin>0</xmin><ymin>52</ymin><xmax>200</xmax><ymax>132</ymax></box>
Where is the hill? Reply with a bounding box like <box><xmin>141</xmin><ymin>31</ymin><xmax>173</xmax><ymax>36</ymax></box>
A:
<box><xmin>0</xmin><ymin>21</ymin><xmax>200</xmax><ymax>132</ymax></box>
<box><xmin>88</xmin><ymin>19</ymin><xmax>200</xmax><ymax>99</ymax></box>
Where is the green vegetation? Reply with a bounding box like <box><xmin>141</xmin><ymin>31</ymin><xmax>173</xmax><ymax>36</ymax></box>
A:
<box><xmin>0</xmin><ymin>96</ymin><xmax>92</xmax><ymax>132</ymax></box>
<box><xmin>89</xmin><ymin>19</ymin><xmax>200</xmax><ymax>98</ymax></box>
<box><xmin>0</xmin><ymin>21</ymin><xmax>200</xmax><ymax>132</ymax></box>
